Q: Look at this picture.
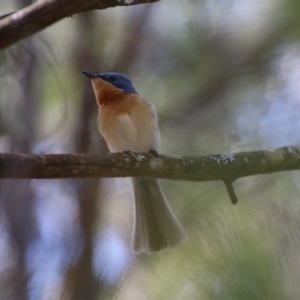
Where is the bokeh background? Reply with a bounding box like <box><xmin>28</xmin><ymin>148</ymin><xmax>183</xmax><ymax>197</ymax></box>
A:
<box><xmin>1</xmin><ymin>0</ymin><xmax>300</xmax><ymax>299</ymax></box>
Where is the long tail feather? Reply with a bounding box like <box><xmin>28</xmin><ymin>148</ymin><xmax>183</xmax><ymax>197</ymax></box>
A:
<box><xmin>131</xmin><ymin>177</ymin><xmax>187</xmax><ymax>254</ymax></box>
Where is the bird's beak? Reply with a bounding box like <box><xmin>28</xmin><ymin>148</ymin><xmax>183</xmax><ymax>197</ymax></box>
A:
<box><xmin>81</xmin><ymin>70</ymin><xmax>98</xmax><ymax>79</ymax></box>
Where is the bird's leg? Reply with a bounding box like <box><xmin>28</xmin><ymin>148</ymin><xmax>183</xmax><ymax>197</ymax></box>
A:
<box><xmin>122</xmin><ymin>150</ymin><xmax>132</xmax><ymax>154</ymax></box>
<box><xmin>149</xmin><ymin>149</ymin><xmax>159</xmax><ymax>157</ymax></box>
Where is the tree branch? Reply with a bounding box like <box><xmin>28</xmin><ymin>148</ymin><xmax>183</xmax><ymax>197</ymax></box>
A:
<box><xmin>1</xmin><ymin>146</ymin><xmax>300</xmax><ymax>180</ymax></box>
<box><xmin>0</xmin><ymin>0</ymin><xmax>159</xmax><ymax>49</ymax></box>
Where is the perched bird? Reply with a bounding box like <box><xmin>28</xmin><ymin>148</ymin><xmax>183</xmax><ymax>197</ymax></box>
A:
<box><xmin>82</xmin><ymin>71</ymin><xmax>186</xmax><ymax>254</ymax></box>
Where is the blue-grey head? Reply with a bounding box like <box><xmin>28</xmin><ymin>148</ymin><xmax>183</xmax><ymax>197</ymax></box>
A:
<box><xmin>81</xmin><ymin>71</ymin><xmax>138</xmax><ymax>94</ymax></box>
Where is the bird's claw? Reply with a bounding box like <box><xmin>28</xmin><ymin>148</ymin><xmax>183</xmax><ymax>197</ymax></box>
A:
<box><xmin>149</xmin><ymin>149</ymin><xmax>159</xmax><ymax>157</ymax></box>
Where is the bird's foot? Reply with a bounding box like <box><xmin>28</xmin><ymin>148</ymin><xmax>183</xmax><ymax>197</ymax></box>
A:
<box><xmin>149</xmin><ymin>149</ymin><xmax>159</xmax><ymax>157</ymax></box>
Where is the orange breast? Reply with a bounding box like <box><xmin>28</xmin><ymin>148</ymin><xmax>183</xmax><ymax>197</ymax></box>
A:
<box><xmin>90</xmin><ymin>77</ymin><xmax>160</xmax><ymax>152</ymax></box>
<box><xmin>98</xmin><ymin>94</ymin><xmax>160</xmax><ymax>152</ymax></box>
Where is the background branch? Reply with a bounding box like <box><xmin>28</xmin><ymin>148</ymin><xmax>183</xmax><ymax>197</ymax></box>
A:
<box><xmin>0</xmin><ymin>0</ymin><xmax>158</xmax><ymax>49</ymax></box>
<box><xmin>1</xmin><ymin>146</ymin><xmax>300</xmax><ymax>180</ymax></box>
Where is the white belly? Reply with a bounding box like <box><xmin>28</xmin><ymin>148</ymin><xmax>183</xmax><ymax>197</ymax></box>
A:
<box><xmin>99</xmin><ymin>112</ymin><xmax>160</xmax><ymax>153</ymax></box>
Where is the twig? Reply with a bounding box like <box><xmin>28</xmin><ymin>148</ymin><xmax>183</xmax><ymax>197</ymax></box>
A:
<box><xmin>223</xmin><ymin>180</ymin><xmax>238</xmax><ymax>205</ymax></box>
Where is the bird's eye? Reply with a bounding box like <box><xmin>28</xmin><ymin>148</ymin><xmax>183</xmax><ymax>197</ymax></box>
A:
<box><xmin>110</xmin><ymin>76</ymin><xmax>117</xmax><ymax>82</ymax></box>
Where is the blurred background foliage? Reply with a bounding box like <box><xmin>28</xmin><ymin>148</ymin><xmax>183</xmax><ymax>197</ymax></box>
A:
<box><xmin>1</xmin><ymin>0</ymin><xmax>300</xmax><ymax>299</ymax></box>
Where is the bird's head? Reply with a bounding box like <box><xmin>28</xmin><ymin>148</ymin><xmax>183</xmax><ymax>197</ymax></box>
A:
<box><xmin>81</xmin><ymin>71</ymin><xmax>138</xmax><ymax>95</ymax></box>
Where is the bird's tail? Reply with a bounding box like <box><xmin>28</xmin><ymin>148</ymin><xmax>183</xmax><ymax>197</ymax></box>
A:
<box><xmin>131</xmin><ymin>177</ymin><xmax>187</xmax><ymax>254</ymax></box>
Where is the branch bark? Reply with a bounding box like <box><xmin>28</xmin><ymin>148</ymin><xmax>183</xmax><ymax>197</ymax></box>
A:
<box><xmin>0</xmin><ymin>0</ymin><xmax>159</xmax><ymax>49</ymax></box>
<box><xmin>1</xmin><ymin>146</ymin><xmax>300</xmax><ymax>181</ymax></box>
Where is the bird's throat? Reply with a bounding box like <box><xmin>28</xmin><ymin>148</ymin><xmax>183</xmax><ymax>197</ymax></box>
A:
<box><xmin>91</xmin><ymin>78</ymin><xmax>124</xmax><ymax>106</ymax></box>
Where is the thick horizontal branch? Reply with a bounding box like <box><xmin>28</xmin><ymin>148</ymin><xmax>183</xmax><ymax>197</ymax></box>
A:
<box><xmin>0</xmin><ymin>146</ymin><xmax>300</xmax><ymax>181</ymax></box>
<box><xmin>0</xmin><ymin>0</ymin><xmax>158</xmax><ymax>49</ymax></box>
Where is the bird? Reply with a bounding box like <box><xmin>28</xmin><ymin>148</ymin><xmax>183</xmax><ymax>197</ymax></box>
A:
<box><xmin>81</xmin><ymin>70</ymin><xmax>186</xmax><ymax>254</ymax></box>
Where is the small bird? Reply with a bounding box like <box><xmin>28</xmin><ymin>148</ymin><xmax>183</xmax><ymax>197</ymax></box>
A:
<box><xmin>82</xmin><ymin>71</ymin><xmax>186</xmax><ymax>254</ymax></box>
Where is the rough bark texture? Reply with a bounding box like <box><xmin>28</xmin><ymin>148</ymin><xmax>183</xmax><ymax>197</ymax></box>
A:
<box><xmin>1</xmin><ymin>146</ymin><xmax>300</xmax><ymax>181</ymax></box>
